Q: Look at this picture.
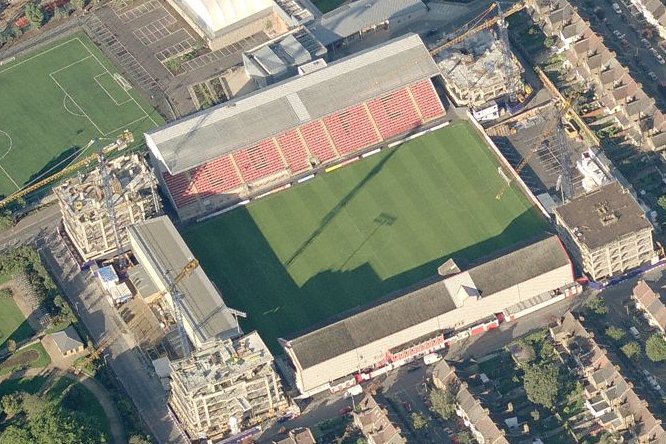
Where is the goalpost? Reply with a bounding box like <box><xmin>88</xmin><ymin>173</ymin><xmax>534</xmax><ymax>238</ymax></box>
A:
<box><xmin>113</xmin><ymin>73</ymin><xmax>132</xmax><ymax>91</ymax></box>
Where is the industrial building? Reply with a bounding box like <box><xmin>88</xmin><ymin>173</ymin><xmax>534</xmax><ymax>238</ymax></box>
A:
<box><xmin>308</xmin><ymin>0</ymin><xmax>427</xmax><ymax>49</ymax></box>
<box><xmin>281</xmin><ymin>235</ymin><xmax>579</xmax><ymax>396</ymax></box>
<box><xmin>169</xmin><ymin>331</ymin><xmax>290</xmax><ymax>440</ymax></box>
<box><xmin>146</xmin><ymin>33</ymin><xmax>446</xmax><ymax>221</ymax></box>
<box><xmin>243</xmin><ymin>29</ymin><xmax>327</xmax><ymax>88</ymax></box>
<box><xmin>553</xmin><ymin>181</ymin><xmax>656</xmax><ymax>281</ymax></box>
<box><xmin>127</xmin><ymin>216</ymin><xmax>240</xmax><ymax>350</ymax></box>
<box><xmin>436</xmin><ymin>30</ymin><xmax>525</xmax><ymax>108</ymax></box>
<box><xmin>165</xmin><ymin>0</ymin><xmax>297</xmax><ymax>51</ymax></box>
<box><xmin>55</xmin><ymin>154</ymin><xmax>162</xmax><ymax>263</ymax></box>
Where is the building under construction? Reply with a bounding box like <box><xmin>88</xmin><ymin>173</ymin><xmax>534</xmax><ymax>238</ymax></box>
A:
<box><xmin>55</xmin><ymin>153</ymin><xmax>162</xmax><ymax>263</ymax></box>
<box><xmin>169</xmin><ymin>331</ymin><xmax>290</xmax><ymax>441</ymax></box>
<box><xmin>436</xmin><ymin>29</ymin><xmax>526</xmax><ymax>108</ymax></box>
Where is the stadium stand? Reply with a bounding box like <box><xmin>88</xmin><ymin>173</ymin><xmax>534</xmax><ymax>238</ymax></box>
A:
<box><xmin>281</xmin><ymin>235</ymin><xmax>580</xmax><ymax>397</ymax></box>
<box><xmin>146</xmin><ymin>33</ymin><xmax>446</xmax><ymax>220</ymax></box>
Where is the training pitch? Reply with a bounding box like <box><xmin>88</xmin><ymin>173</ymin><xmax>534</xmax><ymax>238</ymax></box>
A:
<box><xmin>0</xmin><ymin>33</ymin><xmax>163</xmax><ymax>197</ymax></box>
<box><xmin>183</xmin><ymin>122</ymin><xmax>548</xmax><ymax>350</ymax></box>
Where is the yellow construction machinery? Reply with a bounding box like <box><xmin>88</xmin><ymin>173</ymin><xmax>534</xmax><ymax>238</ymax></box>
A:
<box><xmin>429</xmin><ymin>1</ymin><xmax>525</xmax><ymax>57</ymax></box>
<box><xmin>74</xmin><ymin>327</ymin><xmax>127</xmax><ymax>374</ymax></box>
<box><xmin>0</xmin><ymin>130</ymin><xmax>134</xmax><ymax>209</ymax></box>
<box><xmin>495</xmin><ymin>92</ymin><xmax>580</xmax><ymax>200</ymax></box>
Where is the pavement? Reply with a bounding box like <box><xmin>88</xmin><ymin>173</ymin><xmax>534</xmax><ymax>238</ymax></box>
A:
<box><xmin>37</xmin><ymin>232</ymin><xmax>188</xmax><ymax>444</ymax></box>
<box><xmin>0</xmin><ymin>203</ymin><xmax>60</xmax><ymax>251</ymax></box>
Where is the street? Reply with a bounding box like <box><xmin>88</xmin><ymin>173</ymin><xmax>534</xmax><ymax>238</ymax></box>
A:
<box><xmin>0</xmin><ymin>203</ymin><xmax>60</xmax><ymax>251</ymax></box>
<box><xmin>37</xmin><ymin>233</ymin><xmax>188</xmax><ymax>444</ymax></box>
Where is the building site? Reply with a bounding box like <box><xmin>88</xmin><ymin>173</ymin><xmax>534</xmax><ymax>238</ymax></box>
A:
<box><xmin>168</xmin><ymin>331</ymin><xmax>291</xmax><ymax>440</ymax></box>
<box><xmin>55</xmin><ymin>150</ymin><xmax>162</xmax><ymax>263</ymax></box>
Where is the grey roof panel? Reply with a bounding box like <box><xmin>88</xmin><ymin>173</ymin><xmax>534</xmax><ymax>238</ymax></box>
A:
<box><xmin>146</xmin><ymin>33</ymin><xmax>438</xmax><ymax>175</ymax></box>
<box><xmin>288</xmin><ymin>235</ymin><xmax>569</xmax><ymax>369</ymax></box>
<box><xmin>128</xmin><ymin>216</ymin><xmax>239</xmax><ymax>344</ymax></box>
<box><xmin>310</xmin><ymin>0</ymin><xmax>428</xmax><ymax>46</ymax></box>
<box><xmin>254</xmin><ymin>45</ymin><xmax>288</xmax><ymax>75</ymax></box>
<box><xmin>276</xmin><ymin>34</ymin><xmax>311</xmax><ymax>65</ymax></box>
<box><xmin>50</xmin><ymin>326</ymin><xmax>83</xmax><ymax>353</ymax></box>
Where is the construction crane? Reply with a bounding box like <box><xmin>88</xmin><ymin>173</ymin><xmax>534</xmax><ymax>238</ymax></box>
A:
<box><xmin>429</xmin><ymin>1</ymin><xmax>525</xmax><ymax>57</ymax></box>
<box><xmin>0</xmin><ymin>131</ymin><xmax>133</xmax><ymax>209</ymax></box>
<box><xmin>97</xmin><ymin>149</ymin><xmax>124</xmax><ymax>263</ymax></box>
<box><xmin>157</xmin><ymin>258</ymin><xmax>200</xmax><ymax>359</ymax></box>
<box><xmin>496</xmin><ymin>94</ymin><xmax>580</xmax><ymax>200</ymax></box>
<box><xmin>496</xmin><ymin>2</ymin><xmax>519</xmax><ymax>103</ymax></box>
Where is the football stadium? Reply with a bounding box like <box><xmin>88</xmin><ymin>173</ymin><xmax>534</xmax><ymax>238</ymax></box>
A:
<box><xmin>182</xmin><ymin>122</ymin><xmax>549</xmax><ymax>350</ymax></box>
<box><xmin>0</xmin><ymin>33</ymin><xmax>162</xmax><ymax>198</ymax></box>
<box><xmin>145</xmin><ymin>34</ymin><xmax>579</xmax><ymax>397</ymax></box>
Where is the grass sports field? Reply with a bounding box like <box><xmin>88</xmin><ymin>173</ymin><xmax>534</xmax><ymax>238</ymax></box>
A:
<box><xmin>183</xmin><ymin>122</ymin><xmax>548</xmax><ymax>350</ymax></box>
<box><xmin>0</xmin><ymin>33</ymin><xmax>163</xmax><ymax>198</ymax></box>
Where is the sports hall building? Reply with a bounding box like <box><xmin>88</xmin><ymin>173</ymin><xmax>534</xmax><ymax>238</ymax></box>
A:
<box><xmin>145</xmin><ymin>34</ymin><xmax>446</xmax><ymax>221</ymax></box>
<box><xmin>281</xmin><ymin>235</ymin><xmax>580</xmax><ymax>397</ymax></box>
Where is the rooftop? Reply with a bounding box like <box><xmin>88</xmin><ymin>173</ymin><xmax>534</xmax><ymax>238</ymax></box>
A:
<box><xmin>286</xmin><ymin>235</ymin><xmax>570</xmax><ymax>369</ymax></box>
<box><xmin>554</xmin><ymin>182</ymin><xmax>652</xmax><ymax>250</ymax></box>
<box><xmin>146</xmin><ymin>33</ymin><xmax>438</xmax><ymax>175</ymax></box>
<box><xmin>170</xmin><ymin>331</ymin><xmax>274</xmax><ymax>393</ymax></box>
<box><xmin>50</xmin><ymin>326</ymin><xmax>83</xmax><ymax>353</ymax></box>
<box><xmin>179</xmin><ymin>0</ymin><xmax>274</xmax><ymax>36</ymax></box>
<box><xmin>309</xmin><ymin>0</ymin><xmax>427</xmax><ymax>46</ymax></box>
<box><xmin>128</xmin><ymin>216</ymin><xmax>239</xmax><ymax>344</ymax></box>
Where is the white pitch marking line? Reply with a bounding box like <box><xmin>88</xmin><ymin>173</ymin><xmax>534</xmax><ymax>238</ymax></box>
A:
<box><xmin>75</xmin><ymin>37</ymin><xmax>159</xmax><ymax>128</ymax></box>
<box><xmin>0</xmin><ymin>130</ymin><xmax>13</xmax><ymax>161</ymax></box>
<box><xmin>50</xmin><ymin>73</ymin><xmax>105</xmax><ymax>136</ymax></box>
<box><xmin>0</xmin><ymin>163</ymin><xmax>20</xmax><ymax>190</ymax></box>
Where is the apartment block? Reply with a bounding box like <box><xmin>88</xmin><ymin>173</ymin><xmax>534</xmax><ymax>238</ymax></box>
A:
<box><xmin>169</xmin><ymin>331</ymin><xmax>289</xmax><ymax>440</ymax></box>
<box><xmin>55</xmin><ymin>154</ymin><xmax>161</xmax><ymax>262</ymax></box>
<box><xmin>554</xmin><ymin>182</ymin><xmax>655</xmax><ymax>281</ymax></box>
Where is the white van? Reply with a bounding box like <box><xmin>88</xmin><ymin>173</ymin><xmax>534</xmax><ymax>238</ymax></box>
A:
<box><xmin>613</xmin><ymin>3</ymin><xmax>622</xmax><ymax>13</ymax></box>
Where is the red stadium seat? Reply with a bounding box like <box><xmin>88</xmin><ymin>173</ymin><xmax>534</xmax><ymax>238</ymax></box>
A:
<box><xmin>322</xmin><ymin>104</ymin><xmax>381</xmax><ymax>154</ymax></box>
<box><xmin>233</xmin><ymin>139</ymin><xmax>286</xmax><ymax>183</ymax></box>
<box><xmin>163</xmin><ymin>171</ymin><xmax>198</xmax><ymax>208</ymax></box>
<box><xmin>367</xmin><ymin>88</ymin><xmax>422</xmax><ymax>139</ymax></box>
<box><xmin>410</xmin><ymin>80</ymin><xmax>445</xmax><ymax>121</ymax></box>
<box><xmin>299</xmin><ymin>121</ymin><xmax>338</xmax><ymax>163</ymax></box>
<box><xmin>275</xmin><ymin>130</ymin><xmax>311</xmax><ymax>173</ymax></box>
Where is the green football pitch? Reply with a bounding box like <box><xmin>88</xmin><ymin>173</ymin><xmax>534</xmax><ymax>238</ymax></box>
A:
<box><xmin>0</xmin><ymin>33</ymin><xmax>163</xmax><ymax>198</ymax></box>
<box><xmin>183</xmin><ymin>122</ymin><xmax>548</xmax><ymax>350</ymax></box>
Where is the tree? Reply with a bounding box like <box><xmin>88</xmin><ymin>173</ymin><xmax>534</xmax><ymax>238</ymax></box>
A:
<box><xmin>621</xmin><ymin>341</ymin><xmax>641</xmax><ymax>360</ymax></box>
<box><xmin>0</xmin><ymin>425</ymin><xmax>32</xmax><ymax>443</ymax></box>
<box><xmin>523</xmin><ymin>363</ymin><xmax>560</xmax><ymax>409</ymax></box>
<box><xmin>455</xmin><ymin>431</ymin><xmax>474</xmax><ymax>444</ymax></box>
<box><xmin>645</xmin><ymin>334</ymin><xmax>666</xmax><ymax>362</ymax></box>
<box><xmin>24</xmin><ymin>3</ymin><xmax>43</xmax><ymax>29</ymax></box>
<box><xmin>1</xmin><ymin>393</ymin><xmax>23</xmax><ymax>417</ymax></box>
<box><xmin>71</xmin><ymin>0</ymin><xmax>85</xmax><ymax>12</ymax></box>
<box><xmin>411</xmin><ymin>412</ymin><xmax>428</xmax><ymax>430</ymax></box>
<box><xmin>129</xmin><ymin>436</ymin><xmax>152</xmax><ymax>444</ymax></box>
<box><xmin>6</xmin><ymin>339</ymin><xmax>16</xmax><ymax>353</ymax></box>
<box><xmin>585</xmin><ymin>296</ymin><xmax>608</xmax><ymax>315</ymax></box>
<box><xmin>605</xmin><ymin>326</ymin><xmax>626</xmax><ymax>342</ymax></box>
<box><xmin>428</xmin><ymin>387</ymin><xmax>457</xmax><ymax>420</ymax></box>
<box><xmin>0</xmin><ymin>213</ymin><xmax>13</xmax><ymax>231</ymax></box>
<box><xmin>530</xmin><ymin>409</ymin><xmax>540</xmax><ymax>421</ymax></box>
<box><xmin>658</xmin><ymin>195</ymin><xmax>666</xmax><ymax>212</ymax></box>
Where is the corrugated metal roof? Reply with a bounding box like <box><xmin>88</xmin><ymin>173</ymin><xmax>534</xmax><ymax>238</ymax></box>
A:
<box><xmin>128</xmin><ymin>216</ymin><xmax>239</xmax><ymax>344</ymax></box>
<box><xmin>146</xmin><ymin>33</ymin><xmax>438</xmax><ymax>174</ymax></box>
<box><xmin>310</xmin><ymin>0</ymin><xmax>427</xmax><ymax>46</ymax></box>
<box><xmin>287</xmin><ymin>235</ymin><xmax>570</xmax><ymax>369</ymax></box>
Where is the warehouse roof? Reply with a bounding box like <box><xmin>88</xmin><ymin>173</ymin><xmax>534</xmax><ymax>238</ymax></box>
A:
<box><xmin>554</xmin><ymin>182</ymin><xmax>652</xmax><ymax>250</ymax></box>
<box><xmin>181</xmin><ymin>0</ymin><xmax>274</xmax><ymax>36</ymax></box>
<box><xmin>287</xmin><ymin>235</ymin><xmax>570</xmax><ymax>369</ymax></box>
<box><xmin>310</xmin><ymin>0</ymin><xmax>427</xmax><ymax>46</ymax></box>
<box><xmin>145</xmin><ymin>33</ymin><xmax>438</xmax><ymax>175</ymax></box>
<box><xmin>128</xmin><ymin>216</ymin><xmax>239</xmax><ymax>344</ymax></box>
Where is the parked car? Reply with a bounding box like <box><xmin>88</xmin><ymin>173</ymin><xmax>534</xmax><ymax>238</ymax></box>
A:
<box><xmin>613</xmin><ymin>3</ymin><xmax>622</xmax><ymax>14</ymax></box>
<box><xmin>657</xmin><ymin>55</ymin><xmax>665</xmax><ymax>65</ymax></box>
<box><xmin>649</xmin><ymin>72</ymin><xmax>658</xmax><ymax>81</ymax></box>
<box><xmin>641</xmin><ymin>38</ymin><xmax>652</xmax><ymax>48</ymax></box>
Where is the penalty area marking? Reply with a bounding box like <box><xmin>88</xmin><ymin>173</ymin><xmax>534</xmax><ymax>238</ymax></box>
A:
<box><xmin>62</xmin><ymin>96</ymin><xmax>87</xmax><ymax>117</ymax></box>
<box><xmin>0</xmin><ymin>130</ymin><xmax>13</xmax><ymax>161</ymax></box>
